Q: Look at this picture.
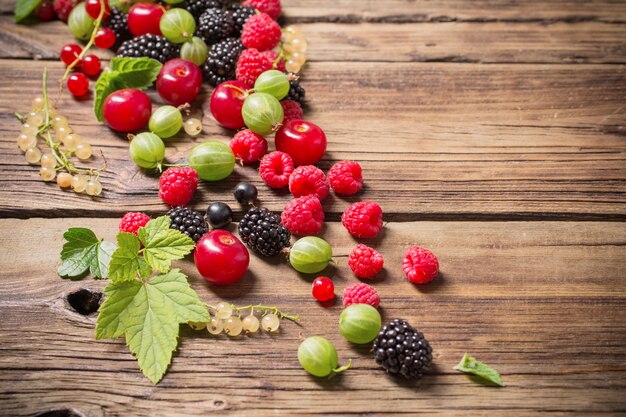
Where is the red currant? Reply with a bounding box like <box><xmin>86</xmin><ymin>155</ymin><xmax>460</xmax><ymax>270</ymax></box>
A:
<box><xmin>194</xmin><ymin>230</ymin><xmax>250</xmax><ymax>286</ymax></box>
<box><xmin>94</xmin><ymin>27</ymin><xmax>116</xmax><ymax>49</ymax></box>
<box><xmin>85</xmin><ymin>0</ymin><xmax>110</xmax><ymax>19</ymax></box>
<box><xmin>67</xmin><ymin>73</ymin><xmax>89</xmax><ymax>97</ymax></box>
<box><xmin>156</xmin><ymin>58</ymin><xmax>203</xmax><ymax>106</ymax></box>
<box><xmin>275</xmin><ymin>120</ymin><xmax>327</xmax><ymax>166</ymax></box>
<box><xmin>60</xmin><ymin>44</ymin><xmax>82</xmax><ymax>67</ymax></box>
<box><xmin>312</xmin><ymin>276</ymin><xmax>334</xmax><ymax>302</ymax></box>
<box><xmin>103</xmin><ymin>88</ymin><xmax>152</xmax><ymax>132</ymax></box>
<box><xmin>81</xmin><ymin>55</ymin><xmax>101</xmax><ymax>77</ymax></box>
<box><xmin>35</xmin><ymin>1</ymin><xmax>55</xmax><ymax>21</ymax></box>
<box><xmin>210</xmin><ymin>80</ymin><xmax>248</xmax><ymax>129</ymax></box>
<box><xmin>128</xmin><ymin>2</ymin><xmax>164</xmax><ymax>37</ymax></box>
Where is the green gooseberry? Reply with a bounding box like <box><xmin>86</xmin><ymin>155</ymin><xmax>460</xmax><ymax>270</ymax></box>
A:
<box><xmin>160</xmin><ymin>9</ymin><xmax>196</xmax><ymax>44</ymax></box>
<box><xmin>254</xmin><ymin>70</ymin><xmax>290</xmax><ymax>100</ymax></box>
<box><xmin>68</xmin><ymin>2</ymin><xmax>96</xmax><ymax>41</ymax></box>
<box><xmin>149</xmin><ymin>106</ymin><xmax>183</xmax><ymax>139</ymax></box>
<box><xmin>242</xmin><ymin>92</ymin><xmax>284</xmax><ymax>136</ymax></box>
<box><xmin>180</xmin><ymin>36</ymin><xmax>209</xmax><ymax>66</ymax></box>
<box><xmin>298</xmin><ymin>336</ymin><xmax>351</xmax><ymax>377</ymax></box>
<box><xmin>339</xmin><ymin>304</ymin><xmax>382</xmax><ymax>344</ymax></box>
<box><xmin>289</xmin><ymin>236</ymin><xmax>332</xmax><ymax>274</ymax></box>
<box><xmin>129</xmin><ymin>132</ymin><xmax>165</xmax><ymax>170</ymax></box>
<box><xmin>188</xmin><ymin>141</ymin><xmax>235</xmax><ymax>181</ymax></box>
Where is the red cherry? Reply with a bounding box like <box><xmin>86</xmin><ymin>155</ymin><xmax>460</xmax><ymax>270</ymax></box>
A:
<box><xmin>103</xmin><ymin>88</ymin><xmax>152</xmax><ymax>132</ymax></box>
<box><xmin>156</xmin><ymin>59</ymin><xmax>203</xmax><ymax>106</ymax></box>
<box><xmin>128</xmin><ymin>2</ymin><xmax>164</xmax><ymax>36</ymax></box>
<box><xmin>210</xmin><ymin>80</ymin><xmax>248</xmax><ymax>129</ymax></box>
<box><xmin>35</xmin><ymin>1</ymin><xmax>56</xmax><ymax>21</ymax></box>
<box><xmin>67</xmin><ymin>73</ymin><xmax>89</xmax><ymax>97</ymax></box>
<box><xmin>85</xmin><ymin>0</ymin><xmax>110</xmax><ymax>19</ymax></box>
<box><xmin>194</xmin><ymin>230</ymin><xmax>250</xmax><ymax>286</ymax></box>
<box><xmin>94</xmin><ymin>27</ymin><xmax>116</xmax><ymax>49</ymax></box>
<box><xmin>60</xmin><ymin>44</ymin><xmax>82</xmax><ymax>67</ymax></box>
<box><xmin>275</xmin><ymin>119</ymin><xmax>327</xmax><ymax>166</ymax></box>
<box><xmin>312</xmin><ymin>276</ymin><xmax>334</xmax><ymax>302</ymax></box>
<box><xmin>81</xmin><ymin>55</ymin><xmax>101</xmax><ymax>77</ymax></box>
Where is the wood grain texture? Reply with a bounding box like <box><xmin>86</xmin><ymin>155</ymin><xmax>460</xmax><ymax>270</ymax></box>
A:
<box><xmin>1</xmin><ymin>218</ymin><xmax>626</xmax><ymax>416</ymax></box>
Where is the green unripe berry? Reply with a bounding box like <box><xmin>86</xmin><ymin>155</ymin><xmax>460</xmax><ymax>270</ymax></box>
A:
<box><xmin>254</xmin><ymin>70</ymin><xmax>290</xmax><ymax>100</ymax></box>
<box><xmin>298</xmin><ymin>336</ymin><xmax>351</xmax><ymax>377</ymax></box>
<box><xmin>242</xmin><ymin>92</ymin><xmax>284</xmax><ymax>136</ymax></box>
<box><xmin>339</xmin><ymin>304</ymin><xmax>382</xmax><ymax>344</ymax></box>
<box><xmin>180</xmin><ymin>36</ymin><xmax>209</xmax><ymax>66</ymax></box>
<box><xmin>289</xmin><ymin>236</ymin><xmax>332</xmax><ymax>274</ymax></box>
<box><xmin>160</xmin><ymin>9</ymin><xmax>196</xmax><ymax>44</ymax></box>
<box><xmin>149</xmin><ymin>106</ymin><xmax>183</xmax><ymax>139</ymax></box>
<box><xmin>68</xmin><ymin>2</ymin><xmax>96</xmax><ymax>41</ymax></box>
<box><xmin>129</xmin><ymin>132</ymin><xmax>165</xmax><ymax>170</ymax></box>
<box><xmin>188</xmin><ymin>141</ymin><xmax>235</xmax><ymax>181</ymax></box>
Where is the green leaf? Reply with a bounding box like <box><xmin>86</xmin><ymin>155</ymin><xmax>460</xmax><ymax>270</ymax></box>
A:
<box><xmin>57</xmin><ymin>228</ymin><xmax>116</xmax><ymax>279</ymax></box>
<box><xmin>14</xmin><ymin>0</ymin><xmax>42</xmax><ymax>22</ymax></box>
<box><xmin>108</xmin><ymin>232</ymin><xmax>141</xmax><ymax>282</ymax></box>
<box><xmin>454</xmin><ymin>353</ymin><xmax>504</xmax><ymax>387</ymax></box>
<box><xmin>138</xmin><ymin>216</ymin><xmax>195</xmax><ymax>273</ymax></box>
<box><xmin>96</xmin><ymin>269</ymin><xmax>209</xmax><ymax>384</ymax></box>
<box><xmin>93</xmin><ymin>69</ymin><xmax>118</xmax><ymax>122</ymax></box>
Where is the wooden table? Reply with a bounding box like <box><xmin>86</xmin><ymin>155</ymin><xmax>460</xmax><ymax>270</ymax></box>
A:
<box><xmin>1</xmin><ymin>1</ymin><xmax>626</xmax><ymax>416</ymax></box>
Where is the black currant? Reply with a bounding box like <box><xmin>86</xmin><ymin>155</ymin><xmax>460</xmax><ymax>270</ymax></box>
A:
<box><xmin>207</xmin><ymin>202</ymin><xmax>233</xmax><ymax>229</ymax></box>
<box><xmin>234</xmin><ymin>182</ymin><xmax>258</xmax><ymax>205</ymax></box>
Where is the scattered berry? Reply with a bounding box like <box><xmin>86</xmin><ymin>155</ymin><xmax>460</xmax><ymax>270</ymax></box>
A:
<box><xmin>103</xmin><ymin>7</ymin><xmax>130</xmax><ymax>46</ymax></box>
<box><xmin>342</xmin><ymin>282</ymin><xmax>380</xmax><ymax>308</ymax></box>
<box><xmin>328</xmin><ymin>160</ymin><xmax>363</xmax><ymax>195</ymax></box>
<box><xmin>94</xmin><ymin>27</ymin><xmax>116</xmax><ymax>49</ymax></box>
<box><xmin>67</xmin><ymin>73</ymin><xmax>89</xmax><ymax>97</ymax></box>
<box><xmin>373</xmin><ymin>319</ymin><xmax>432</xmax><ymax>379</ymax></box>
<box><xmin>341</xmin><ymin>201</ymin><xmax>383</xmax><ymax>239</ymax></box>
<box><xmin>229</xmin><ymin>129</ymin><xmax>268</xmax><ymax>164</ymax></box>
<box><xmin>339</xmin><ymin>304</ymin><xmax>381</xmax><ymax>344</ymax></box>
<box><xmin>158</xmin><ymin>167</ymin><xmax>199</xmax><ymax>206</ymax></box>
<box><xmin>202</xmin><ymin>37</ymin><xmax>244</xmax><ymax>86</ymax></box>
<box><xmin>402</xmin><ymin>246</ymin><xmax>439</xmax><ymax>284</ymax></box>
<box><xmin>312</xmin><ymin>276</ymin><xmax>334</xmax><ymax>302</ymax></box>
<box><xmin>53</xmin><ymin>0</ymin><xmax>78</xmax><ymax>22</ymax></box>
<box><xmin>241</xmin><ymin>13</ymin><xmax>281</xmax><ymax>51</ymax></box>
<box><xmin>35</xmin><ymin>1</ymin><xmax>56</xmax><ymax>21</ymax></box>
<box><xmin>236</xmin><ymin>47</ymin><xmax>273</xmax><ymax>87</ymax></box>
<box><xmin>197</xmin><ymin>7</ymin><xmax>234</xmax><ymax>44</ymax></box>
<box><xmin>195</xmin><ymin>230</ymin><xmax>249</xmax><ymax>285</ymax></box>
<box><xmin>127</xmin><ymin>2</ymin><xmax>164</xmax><ymax>37</ymax></box>
<box><xmin>184</xmin><ymin>0</ymin><xmax>221</xmax><ymax>20</ymax></box>
<box><xmin>156</xmin><ymin>58</ymin><xmax>203</xmax><ymax>106</ymax></box>
<box><xmin>81</xmin><ymin>54</ymin><xmax>101</xmax><ymax>77</ymax></box>
<box><xmin>168</xmin><ymin>206</ymin><xmax>209</xmax><ymax>242</ymax></box>
<box><xmin>275</xmin><ymin>119</ymin><xmax>327</xmax><ymax>166</ymax></box>
<box><xmin>281</xmin><ymin>196</ymin><xmax>324</xmax><ymax>236</ymax></box>
<box><xmin>286</xmin><ymin>76</ymin><xmax>305</xmax><ymax>104</ymax></box>
<box><xmin>207</xmin><ymin>202</ymin><xmax>233</xmax><ymax>229</ymax></box>
<box><xmin>259</xmin><ymin>151</ymin><xmax>294</xmax><ymax>188</ymax></box>
<box><xmin>289</xmin><ymin>165</ymin><xmax>329</xmax><ymax>200</ymax></box>
<box><xmin>228</xmin><ymin>3</ymin><xmax>255</xmax><ymax>35</ymax></box>
<box><xmin>60</xmin><ymin>43</ymin><xmax>82</xmax><ymax>66</ymax></box>
<box><xmin>119</xmin><ymin>211</ymin><xmax>150</xmax><ymax>235</ymax></box>
<box><xmin>117</xmin><ymin>34</ymin><xmax>179</xmax><ymax>64</ymax></box>
<box><xmin>238</xmin><ymin>207</ymin><xmax>291</xmax><ymax>256</ymax></box>
<box><xmin>260</xmin><ymin>49</ymin><xmax>285</xmax><ymax>71</ymax></box>
<box><xmin>281</xmin><ymin>99</ymin><xmax>303</xmax><ymax>123</ymax></box>
<box><xmin>233</xmin><ymin>182</ymin><xmax>258</xmax><ymax>205</ymax></box>
<box><xmin>348</xmin><ymin>244</ymin><xmax>384</xmax><ymax>279</ymax></box>
<box><xmin>85</xmin><ymin>0</ymin><xmax>110</xmax><ymax>19</ymax></box>
<box><xmin>103</xmin><ymin>88</ymin><xmax>152</xmax><ymax>132</ymax></box>
<box><xmin>242</xmin><ymin>0</ymin><xmax>281</xmax><ymax>20</ymax></box>
<box><xmin>209</xmin><ymin>79</ymin><xmax>247</xmax><ymax>129</ymax></box>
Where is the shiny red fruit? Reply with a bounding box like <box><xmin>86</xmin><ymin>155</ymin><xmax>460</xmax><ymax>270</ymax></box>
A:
<box><xmin>195</xmin><ymin>230</ymin><xmax>250</xmax><ymax>286</ymax></box>
<box><xmin>85</xmin><ymin>0</ymin><xmax>110</xmax><ymax>19</ymax></box>
<box><xmin>210</xmin><ymin>80</ymin><xmax>248</xmax><ymax>129</ymax></box>
<box><xmin>275</xmin><ymin>119</ymin><xmax>327</xmax><ymax>166</ymax></box>
<box><xmin>103</xmin><ymin>88</ymin><xmax>152</xmax><ymax>132</ymax></box>
<box><xmin>60</xmin><ymin>44</ymin><xmax>82</xmax><ymax>66</ymax></box>
<box><xmin>81</xmin><ymin>55</ymin><xmax>101</xmax><ymax>77</ymax></box>
<box><xmin>156</xmin><ymin>59</ymin><xmax>202</xmax><ymax>106</ymax></box>
<box><xmin>67</xmin><ymin>73</ymin><xmax>89</xmax><ymax>97</ymax></box>
<box><xmin>35</xmin><ymin>1</ymin><xmax>56</xmax><ymax>21</ymax></box>
<box><xmin>128</xmin><ymin>2</ymin><xmax>164</xmax><ymax>37</ymax></box>
<box><xmin>94</xmin><ymin>27</ymin><xmax>116</xmax><ymax>49</ymax></box>
<box><xmin>312</xmin><ymin>276</ymin><xmax>334</xmax><ymax>302</ymax></box>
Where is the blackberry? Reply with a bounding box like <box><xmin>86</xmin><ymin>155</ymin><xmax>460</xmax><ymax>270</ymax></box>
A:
<box><xmin>238</xmin><ymin>207</ymin><xmax>291</xmax><ymax>256</ymax></box>
<box><xmin>183</xmin><ymin>0</ymin><xmax>222</xmax><ymax>21</ymax></box>
<box><xmin>201</xmin><ymin>37</ymin><xmax>244</xmax><ymax>86</ymax></box>
<box><xmin>197</xmin><ymin>8</ymin><xmax>235</xmax><ymax>45</ymax></box>
<box><xmin>116</xmin><ymin>34</ymin><xmax>180</xmax><ymax>64</ymax></box>
<box><xmin>104</xmin><ymin>8</ymin><xmax>130</xmax><ymax>47</ymax></box>
<box><xmin>228</xmin><ymin>4</ymin><xmax>255</xmax><ymax>36</ymax></box>
<box><xmin>168</xmin><ymin>207</ymin><xmax>209</xmax><ymax>242</ymax></box>
<box><xmin>373</xmin><ymin>319</ymin><xmax>433</xmax><ymax>379</ymax></box>
<box><xmin>287</xmin><ymin>77</ymin><xmax>306</xmax><ymax>104</ymax></box>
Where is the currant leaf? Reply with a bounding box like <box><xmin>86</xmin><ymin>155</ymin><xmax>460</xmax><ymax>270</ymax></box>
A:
<box><xmin>14</xmin><ymin>0</ymin><xmax>42</xmax><ymax>22</ymax></box>
<box><xmin>108</xmin><ymin>232</ymin><xmax>141</xmax><ymax>282</ymax></box>
<box><xmin>138</xmin><ymin>216</ymin><xmax>195</xmax><ymax>273</ymax></box>
<box><xmin>57</xmin><ymin>228</ymin><xmax>116</xmax><ymax>280</ymax></box>
<box><xmin>454</xmin><ymin>353</ymin><xmax>504</xmax><ymax>387</ymax></box>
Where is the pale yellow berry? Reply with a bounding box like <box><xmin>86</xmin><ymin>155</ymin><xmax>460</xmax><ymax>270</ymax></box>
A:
<box><xmin>224</xmin><ymin>316</ymin><xmax>243</xmax><ymax>336</ymax></box>
<box><xmin>284</xmin><ymin>37</ymin><xmax>307</xmax><ymax>54</ymax></box>
<box><xmin>188</xmin><ymin>321</ymin><xmax>207</xmax><ymax>330</ymax></box>
<box><xmin>215</xmin><ymin>301</ymin><xmax>232</xmax><ymax>319</ymax></box>
<box><xmin>51</xmin><ymin>115</ymin><xmax>69</xmax><ymax>129</ymax></box>
<box><xmin>40</xmin><ymin>153</ymin><xmax>57</xmax><ymax>168</ymax></box>
<box><xmin>21</xmin><ymin>123</ymin><xmax>38</xmax><ymax>136</ymax></box>
<box><xmin>25</xmin><ymin>147</ymin><xmax>42</xmax><ymax>164</ymax></box>
<box><xmin>285</xmin><ymin>60</ymin><xmax>301</xmax><ymax>74</ymax></box>
<box><xmin>62</xmin><ymin>134</ymin><xmax>82</xmax><ymax>151</ymax></box>
<box><xmin>17</xmin><ymin>134</ymin><xmax>37</xmax><ymax>152</ymax></box>
<box><xmin>39</xmin><ymin>167</ymin><xmax>56</xmax><ymax>182</ymax></box>
<box><xmin>71</xmin><ymin>174</ymin><xmax>87</xmax><ymax>192</ymax></box>
<box><xmin>85</xmin><ymin>179</ymin><xmax>103</xmax><ymax>196</ymax></box>
<box><xmin>27</xmin><ymin>111</ymin><xmax>45</xmax><ymax>127</ymax></box>
<box><xmin>54</xmin><ymin>126</ymin><xmax>73</xmax><ymax>142</ymax></box>
<box><xmin>281</xmin><ymin>31</ymin><xmax>295</xmax><ymax>44</ymax></box>
<box><xmin>32</xmin><ymin>96</ymin><xmax>45</xmax><ymax>110</ymax></box>
<box><xmin>242</xmin><ymin>315</ymin><xmax>260</xmax><ymax>333</ymax></box>
<box><xmin>261</xmin><ymin>314</ymin><xmax>280</xmax><ymax>332</ymax></box>
<box><xmin>207</xmin><ymin>317</ymin><xmax>224</xmax><ymax>335</ymax></box>
<box><xmin>283</xmin><ymin>25</ymin><xmax>301</xmax><ymax>38</ymax></box>
<box><xmin>183</xmin><ymin>118</ymin><xmax>202</xmax><ymax>136</ymax></box>
<box><xmin>75</xmin><ymin>143</ymin><xmax>92</xmax><ymax>160</ymax></box>
<box><xmin>56</xmin><ymin>172</ymin><xmax>73</xmax><ymax>188</ymax></box>
<box><xmin>48</xmin><ymin>106</ymin><xmax>59</xmax><ymax>117</ymax></box>
<box><xmin>290</xmin><ymin>52</ymin><xmax>306</xmax><ymax>67</ymax></box>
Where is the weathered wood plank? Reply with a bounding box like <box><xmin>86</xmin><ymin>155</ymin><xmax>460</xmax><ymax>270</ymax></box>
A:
<box><xmin>0</xmin><ymin>60</ymin><xmax>625</xmax><ymax>219</ymax></box>
<box><xmin>1</xmin><ymin>219</ymin><xmax>625</xmax><ymax>416</ymax></box>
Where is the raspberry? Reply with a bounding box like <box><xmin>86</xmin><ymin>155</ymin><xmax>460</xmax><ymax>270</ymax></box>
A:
<box><xmin>281</xmin><ymin>99</ymin><xmax>303</xmax><ymax>123</ymax></box>
<box><xmin>242</xmin><ymin>0</ymin><xmax>281</xmax><ymax>20</ymax></box>
<box><xmin>158</xmin><ymin>167</ymin><xmax>199</xmax><ymax>206</ymax></box>
<box><xmin>328</xmin><ymin>160</ymin><xmax>363</xmax><ymax>195</ymax></box>
<box><xmin>53</xmin><ymin>0</ymin><xmax>78</xmax><ymax>21</ymax></box>
<box><xmin>402</xmin><ymin>246</ymin><xmax>439</xmax><ymax>284</ymax></box>
<box><xmin>119</xmin><ymin>212</ymin><xmax>150</xmax><ymax>235</ymax></box>
<box><xmin>289</xmin><ymin>165</ymin><xmax>329</xmax><ymax>200</ymax></box>
<box><xmin>348</xmin><ymin>244</ymin><xmax>384</xmax><ymax>279</ymax></box>
<box><xmin>230</xmin><ymin>129</ymin><xmax>268</xmax><ymax>164</ymax></box>
<box><xmin>281</xmin><ymin>196</ymin><xmax>324</xmax><ymax>236</ymax></box>
<box><xmin>342</xmin><ymin>283</ymin><xmax>380</xmax><ymax>308</ymax></box>
<box><xmin>241</xmin><ymin>13</ymin><xmax>281</xmax><ymax>51</ymax></box>
<box><xmin>341</xmin><ymin>201</ymin><xmax>383</xmax><ymax>238</ymax></box>
<box><xmin>236</xmin><ymin>48</ymin><xmax>273</xmax><ymax>87</ymax></box>
<box><xmin>260</xmin><ymin>50</ymin><xmax>285</xmax><ymax>71</ymax></box>
<box><xmin>259</xmin><ymin>151</ymin><xmax>294</xmax><ymax>188</ymax></box>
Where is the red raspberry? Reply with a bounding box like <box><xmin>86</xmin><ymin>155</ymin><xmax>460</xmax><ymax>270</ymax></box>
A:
<box><xmin>342</xmin><ymin>283</ymin><xmax>380</xmax><ymax>308</ymax></box>
<box><xmin>119</xmin><ymin>212</ymin><xmax>150</xmax><ymax>235</ymax></box>
<box><xmin>341</xmin><ymin>201</ymin><xmax>383</xmax><ymax>238</ymax></box>
<box><xmin>236</xmin><ymin>48</ymin><xmax>273</xmax><ymax>87</ymax></box>
<box><xmin>289</xmin><ymin>165</ymin><xmax>329</xmax><ymax>200</ymax></box>
<box><xmin>281</xmin><ymin>99</ymin><xmax>303</xmax><ymax>123</ymax></box>
<box><xmin>348</xmin><ymin>244</ymin><xmax>384</xmax><ymax>279</ymax></box>
<box><xmin>158</xmin><ymin>167</ymin><xmax>199</xmax><ymax>206</ymax></box>
<box><xmin>259</xmin><ymin>151</ymin><xmax>294</xmax><ymax>188</ymax></box>
<box><xmin>53</xmin><ymin>0</ymin><xmax>79</xmax><ymax>21</ymax></box>
<box><xmin>328</xmin><ymin>160</ymin><xmax>363</xmax><ymax>195</ymax></box>
<box><xmin>402</xmin><ymin>246</ymin><xmax>439</xmax><ymax>284</ymax></box>
<box><xmin>230</xmin><ymin>129</ymin><xmax>268</xmax><ymax>164</ymax></box>
<box><xmin>281</xmin><ymin>196</ymin><xmax>324</xmax><ymax>236</ymax></box>
<box><xmin>261</xmin><ymin>50</ymin><xmax>286</xmax><ymax>72</ymax></box>
<box><xmin>243</xmin><ymin>0</ymin><xmax>281</xmax><ymax>20</ymax></box>
<box><xmin>241</xmin><ymin>13</ymin><xmax>281</xmax><ymax>51</ymax></box>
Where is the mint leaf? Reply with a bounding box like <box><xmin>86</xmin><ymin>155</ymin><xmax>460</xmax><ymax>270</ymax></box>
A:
<box><xmin>57</xmin><ymin>228</ymin><xmax>116</xmax><ymax>279</ymax></box>
<box><xmin>14</xmin><ymin>0</ymin><xmax>42</xmax><ymax>21</ymax></box>
<box><xmin>108</xmin><ymin>232</ymin><xmax>141</xmax><ymax>282</ymax></box>
<box><xmin>96</xmin><ymin>269</ymin><xmax>209</xmax><ymax>384</ymax></box>
<box><xmin>454</xmin><ymin>353</ymin><xmax>504</xmax><ymax>387</ymax></box>
<box><xmin>93</xmin><ymin>69</ymin><xmax>119</xmax><ymax>122</ymax></box>
<box><xmin>138</xmin><ymin>216</ymin><xmax>195</xmax><ymax>273</ymax></box>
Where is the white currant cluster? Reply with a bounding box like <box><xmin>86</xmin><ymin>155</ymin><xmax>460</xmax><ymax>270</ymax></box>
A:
<box><xmin>281</xmin><ymin>25</ymin><xmax>307</xmax><ymax>73</ymax></box>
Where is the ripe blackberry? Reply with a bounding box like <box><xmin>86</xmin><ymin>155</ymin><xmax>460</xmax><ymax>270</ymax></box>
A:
<box><xmin>117</xmin><ymin>34</ymin><xmax>180</xmax><ymax>64</ymax></box>
<box><xmin>373</xmin><ymin>319</ymin><xmax>433</xmax><ymax>379</ymax></box>
<box><xmin>183</xmin><ymin>0</ymin><xmax>221</xmax><ymax>21</ymax></box>
<box><xmin>238</xmin><ymin>207</ymin><xmax>291</xmax><ymax>256</ymax></box>
<box><xmin>104</xmin><ymin>8</ymin><xmax>130</xmax><ymax>47</ymax></box>
<box><xmin>168</xmin><ymin>207</ymin><xmax>209</xmax><ymax>242</ymax></box>
<box><xmin>228</xmin><ymin>4</ymin><xmax>255</xmax><ymax>35</ymax></box>
<box><xmin>197</xmin><ymin>8</ymin><xmax>234</xmax><ymax>45</ymax></box>
<box><xmin>201</xmin><ymin>37</ymin><xmax>244</xmax><ymax>86</ymax></box>
<box><xmin>287</xmin><ymin>76</ymin><xmax>306</xmax><ymax>104</ymax></box>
